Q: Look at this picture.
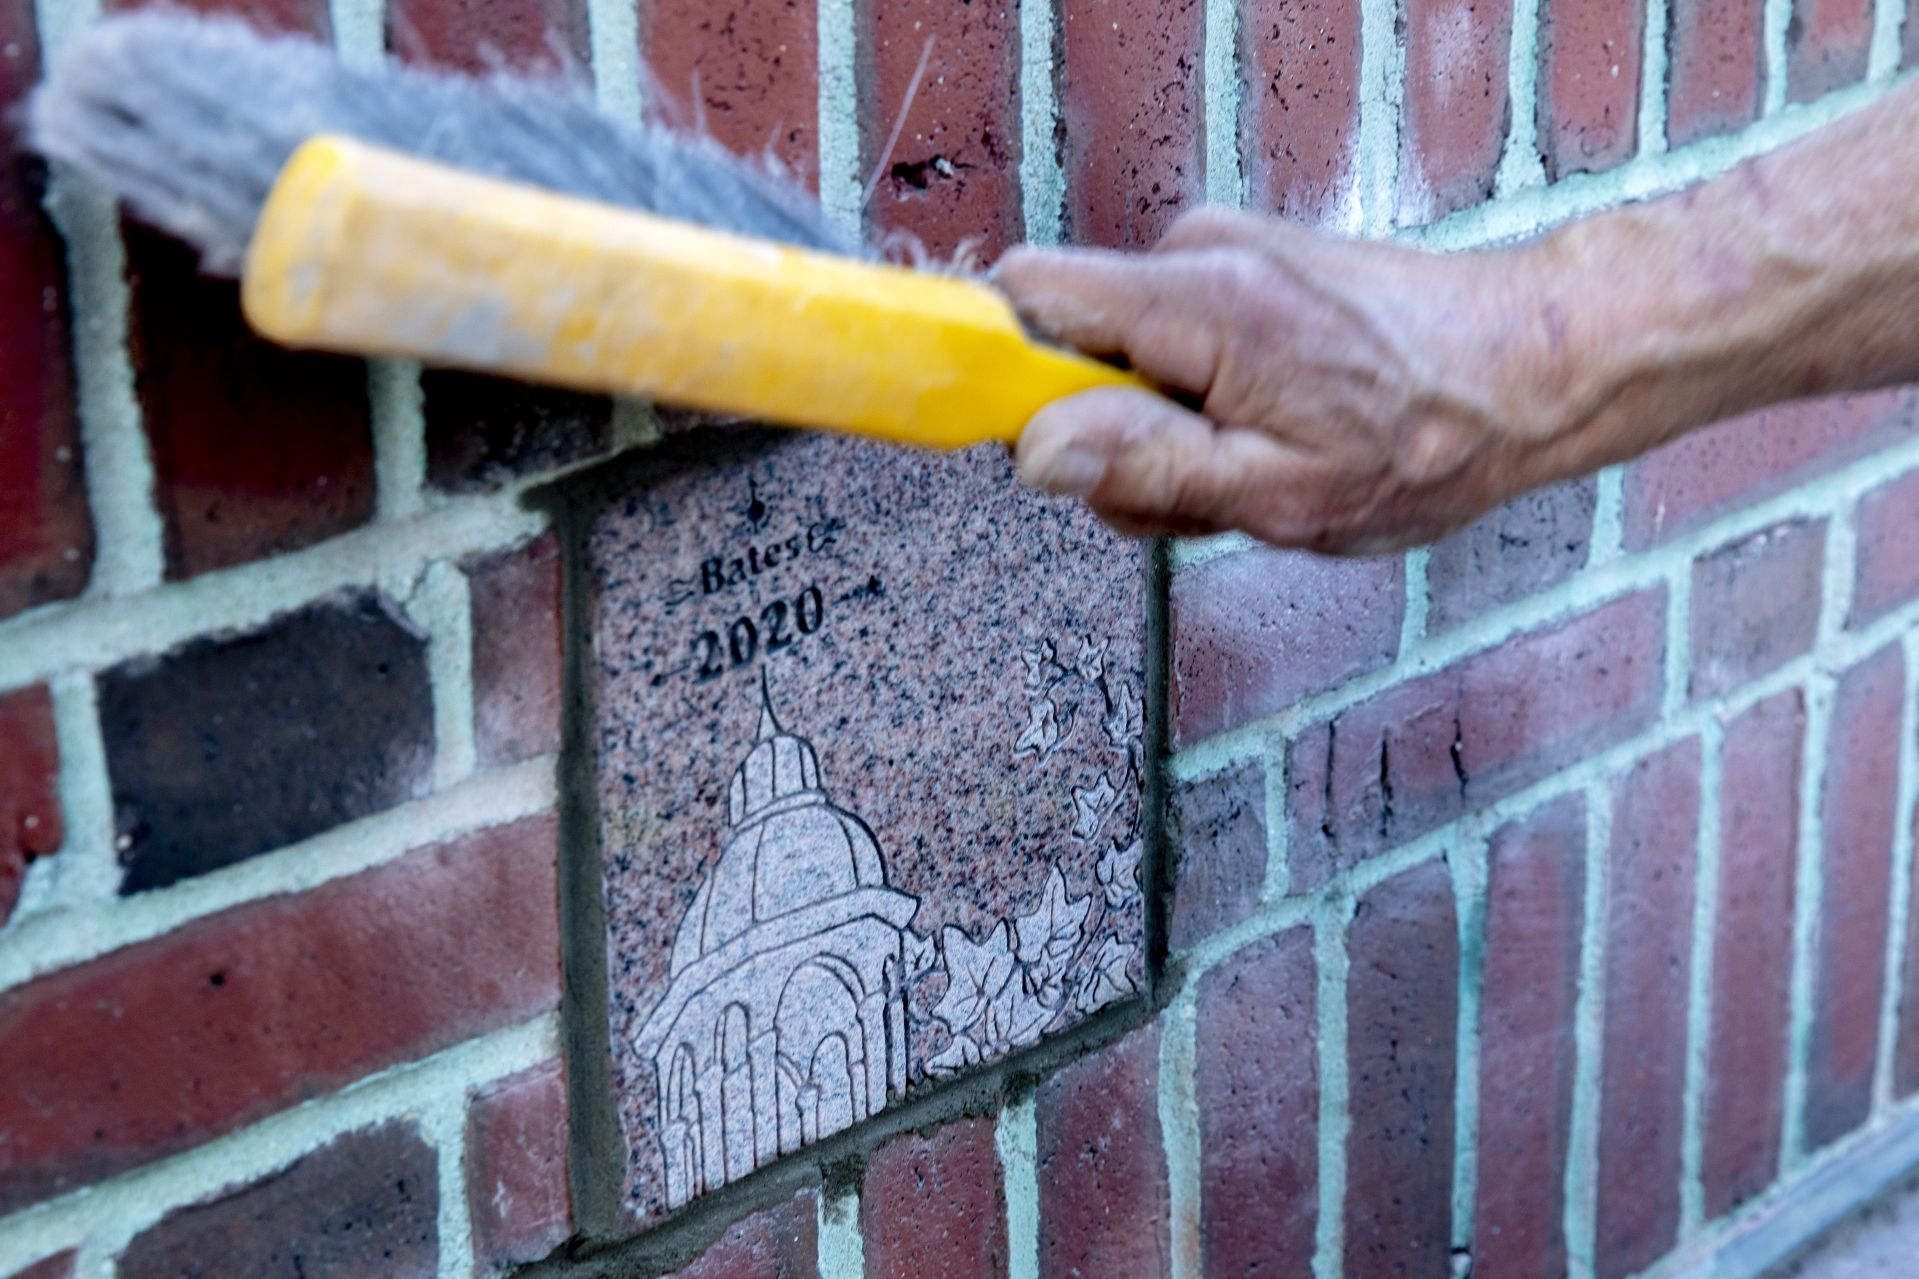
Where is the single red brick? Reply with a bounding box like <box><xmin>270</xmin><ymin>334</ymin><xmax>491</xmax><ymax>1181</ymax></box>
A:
<box><xmin>1596</xmin><ymin>738</ymin><xmax>1700</xmax><ymax>1279</ymax></box>
<box><xmin>119</xmin><ymin>1122</ymin><xmax>438</xmax><ymax>1278</ymax></box>
<box><xmin>1036</xmin><ymin>1023</ymin><xmax>1170</xmax><ymax>1279</ymax></box>
<box><xmin>1345</xmin><ymin>858</ymin><xmax>1457</xmax><ymax>1277</ymax></box>
<box><xmin>1536</xmin><ymin>0</ymin><xmax>1643</xmax><ymax>178</ymax></box>
<box><xmin>0</xmin><ymin>814</ymin><xmax>560</xmax><ymax>1212</ymax></box>
<box><xmin>1689</xmin><ymin>519</ymin><xmax>1826</xmax><ymax>701</ymax></box>
<box><xmin>1240</xmin><ymin>0</ymin><xmax>1364</xmax><ymax>225</ymax></box>
<box><xmin>1806</xmin><ymin>644</ymin><xmax>1902</xmax><ymax>1150</ymax></box>
<box><xmin>1399</xmin><ymin>0</ymin><xmax>1513</xmax><ymax>224</ymax></box>
<box><xmin>860</xmin><ymin>0</ymin><xmax>1021</xmax><ymax>262</ymax></box>
<box><xmin>1704</xmin><ymin>690</ymin><xmax>1803</xmax><ymax>1217</ymax></box>
<box><xmin>1167</xmin><ymin>761</ymin><xmax>1269</xmax><ymax>951</ymax></box>
<box><xmin>1171</xmin><ymin>548</ymin><xmax>1403</xmax><ymax>747</ymax></box>
<box><xmin>1198</xmin><ymin>928</ymin><xmax>1317</xmax><ymax>1279</ymax></box>
<box><xmin>1786</xmin><ymin>0</ymin><xmax>1873</xmax><ymax>101</ymax></box>
<box><xmin>0</xmin><ymin>683</ymin><xmax>61</xmax><ymax>928</ymax></box>
<box><xmin>641</xmin><ymin>0</ymin><xmax>820</xmax><ymax>188</ymax></box>
<box><xmin>388</xmin><ymin>0</ymin><xmax>588</xmax><ymax>74</ymax></box>
<box><xmin>3</xmin><ymin>1254</ymin><xmax>74</xmax><ymax>1279</ymax></box>
<box><xmin>107</xmin><ymin>0</ymin><xmax>329</xmax><ymax>33</ymax></box>
<box><xmin>466</xmin><ymin>535</ymin><xmax>564</xmax><ymax>768</ymax></box>
<box><xmin>1624</xmin><ymin>392</ymin><xmax>1914</xmax><ymax>548</ymax></box>
<box><xmin>1665</xmin><ymin>0</ymin><xmax>1765</xmax><ymax>147</ymax></box>
<box><xmin>1287</xmin><ymin>589</ymin><xmax>1666</xmax><ymax>890</ymax></box>
<box><xmin>1901</xmin><ymin>805</ymin><xmax>1919</xmax><ymax>1099</ymax></box>
<box><xmin>1850</xmin><ymin>468</ymin><xmax>1919</xmax><ymax>628</ymax></box>
<box><xmin>671</xmin><ymin>1188</ymin><xmax>819</xmax><ymax>1279</ymax></box>
<box><xmin>421</xmin><ymin>372</ymin><xmax>613</xmax><ymax>496</ymax></box>
<box><xmin>1476</xmin><ymin>794</ymin><xmax>1584</xmax><ymax>1279</ymax></box>
<box><xmin>1060</xmin><ymin>0</ymin><xmax>1204</xmax><ymax>248</ymax></box>
<box><xmin>861</xmin><ymin>1116</ymin><xmax>1007</xmax><ymax>1279</ymax></box>
<box><xmin>468</xmin><ymin>1059</ymin><xmax>571</xmax><ymax>1274</ymax></box>
<box><xmin>1425</xmin><ymin>478</ymin><xmax>1597</xmax><ymax>634</ymax></box>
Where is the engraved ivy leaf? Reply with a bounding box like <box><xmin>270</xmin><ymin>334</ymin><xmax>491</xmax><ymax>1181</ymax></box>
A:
<box><xmin>982</xmin><ymin>973</ymin><xmax>1055</xmax><ymax>1052</ymax></box>
<box><xmin>1103</xmin><ymin>681</ymin><xmax>1143</xmax><ymax>752</ymax></box>
<box><xmin>933</xmin><ymin>921</ymin><xmax>1016</xmax><ymax>1034</ymax></box>
<box><xmin>1071</xmin><ymin>773</ymin><xmax>1118</xmax><ymax>842</ymax></box>
<box><xmin>904</xmin><ymin>929</ymin><xmax>939</xmax><ymax>981</ymax></box>
<box><xmin>1021</xmin><ymin>639</ymin><xmax>1058</xmax><ymax>694</ymax></box>
<box><xmin>1074</xmin><ymin>935</ymin><xmax>1141</xmax><ymax>1014</ymax></box>
<box><xmin>1075</xmin><ymin>637</ymin><xmax>1106</xmax><ymax>683</ymax></box>
<box><xmin>1015</xmin><ymin>864</ymin><xmax>1092</xmax><ymax>975</ymax></box>
<box><xmin>1014</xmin><ymin>698</ymin><xmax>1062</xmax><ymax>760</ymax></box>
<box><xmin>925</xmin><ymin>1032</ymin><xmax>983</xmax><ymax>1077</ymax></box>
<box><xmin>1096</xmin><ymin>839</ymin><xmax>1144</xmax><ymax>911</ymax></box>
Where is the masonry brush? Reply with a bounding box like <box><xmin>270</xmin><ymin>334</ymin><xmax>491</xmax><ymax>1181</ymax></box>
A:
<box><xmin>27</xmin><ymin>11</ymin><xmax>1144</xmax><ymax>449</ymax></box>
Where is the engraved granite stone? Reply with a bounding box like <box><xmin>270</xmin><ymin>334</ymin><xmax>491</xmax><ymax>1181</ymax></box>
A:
<box><xmin>581</xmin><ymin>429</ymin><xmax>1148</xmax><ymax>1222</ymax></box>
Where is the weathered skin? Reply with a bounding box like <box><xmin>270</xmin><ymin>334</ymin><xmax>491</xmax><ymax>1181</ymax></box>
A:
<box><xmin>993</xmin><ymin>80</ymin><xmax>1919</xmax><ymax>553</ymax></box>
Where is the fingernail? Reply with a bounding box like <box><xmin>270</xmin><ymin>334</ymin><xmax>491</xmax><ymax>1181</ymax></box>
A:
<box><xmin>1031</xmin><ymin>442</ymin><xmax>1108</xmax><ymax>497</ymax></box>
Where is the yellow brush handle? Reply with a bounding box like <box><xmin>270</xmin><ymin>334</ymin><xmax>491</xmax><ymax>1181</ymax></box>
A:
<box><xmin>242</xmin><ymin>135</ymin><xmax>1143</xmax><ymax>449</ymax></box>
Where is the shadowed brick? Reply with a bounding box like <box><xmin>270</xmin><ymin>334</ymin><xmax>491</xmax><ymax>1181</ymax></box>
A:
<box><xmin>1240</xmin><ymin>0</ymin><xmax>1364</xmax><ymax>224</ymax></box>
<box><xmin>1036</xmin><ymin>1023</ymin><xmax>1170</xmax><ymax>1279</ymax></box>
<box><xmin>1060</xmin><ymin>0</ymin><xmax>1204</xmax><ymax>248</ymax></box>
<box><xmin>1172</xmin><ymin>548</ymin><xmax>1403</xmax><ymax>747</ymax></box>
<box><xmin>1168</xmin><ymin>761</ymin><xmax>1269</xmax><ymax>951</ymax></box>
<box><xmin>388</xmin><ymin>0</ymin><xmax>588</xmax><ymax>73</ymax></box>
<box><xmin>466</xmin><ymin>535</ymin><xmax>563</xmax><ymax>767</ymax></box>
<box><xmin>119</xmin><ymin>1123</ymin><xmax>438</xmax><ymax>1278</ymax></box>
<box><xmin>671</xmin><ymin>1188</ymin><xmax>819</xmax><ymax>1279</ymax></box>
<box><xmin>4</xmin><ymin>1255</ymin><xmax>73</xmax><ymax>1279</ymax></box>
<box><xmin>1596</xmin><ymin>738</ymin><xmax>1700</xmax><ymax>1279</ymax></box>
<box><xmin>1399</xmin><ymin>0</ymin><xmax>1512</xmax><ymax>224</ymax></box>
<box><xmin>1706</xmin><ymin>690</ymin><xmax>1803</xmax><ymax>1216</ymax></box>
<box><xmin>0</xmin><ymin>684</ymin><xmax>62</xmax><ymax>928</ymax></box>
<box><xmin>468</xmin><ymin>1059</ymin><xmax>571</xmax><ymax>1274</ymax></box>
<box><xmin>1666</xmin><ymin>0</ymin><xmax>1765</xmax><ymax>146</ymax></box>
<box><xmin>0</xmin><ymin>814</ymin><xmax>560</xmax><ymax>1211</ymax></box>
<box><xmin>1476</xmin><ymin>794</ymin><xmax>1584</xmax><ymax>1279</ymax></box>
<box><xmin>1807</xmin><ymin>644</ymin><xmax>1902</xmax><ymax>1150</ymax></box>
<box><xmin>1850</xmin><ymin>468</ymin><xmax>1919</xmax><ymax>628</ymax></box>
<box><xmin>1425</xmin><ymin>478</ymin><xmax>1596</xmax><ymax>634</ymax></box>
<box><xmin>99</xmin><ymin>590</ymin><xmax>433</xmax><ymax>893</ymax></box>
<box><xmin>1288</xmin><ymin>589</ymin><xmax>1665</xmax><ymax>890</ymax></box>
<box><xmin>641</xmin><ymin>0</ymin><xmax>820</xmax><ymax>188</ymax></box>
<box><xmin>862</xmin><ymin>1117</ymin><xmax>1008</xmax><ymax>1279</ymax></box>
<box><xmin>1346</xmin><ymin>859</ymin><xmax>1457</xmax><ymax>1278</ymax></box>
<box><xmin>1787</xmin><ymin>0</ymin><xmax>1873</xmax><ymax>101</ymax></box>
<box><xmin>422</xmin><ymin>370</ymin><xmax>613</xmax><ymax>495</ymax></box>
<box><xmin>1198</xmin><ymin>928</ymin><xmax>1317</xmax><ymax>1279</ymax></box>
<box><xmin>1689</xmin><ymin>519</ymin><xmax>1826</xmax><ymax>700</ymax></box>
<box><xmin>1536</xmin><ymin>0</ymin><xmax>1643</xmax><ymax>178</ymax></box>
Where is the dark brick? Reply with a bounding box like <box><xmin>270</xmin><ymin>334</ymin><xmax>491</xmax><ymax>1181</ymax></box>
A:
<box><xmin>1240</xmin><ymin>0</ymin><xmax>1364</xmax><ymax>224</ymax></box>
<box><xmin>1787</xmin><ymin>0</ymin><xmax>1873</xmax><ymax>101</ymax></box>
<box><xmin>1666</xmin><ymin>0</ymin><xmax>1765</xmax><ymax>147</ymax></box>
<box><xmin>4</xmin><ymin>1254</ymin><xmax>73</xmax><ymax>1279</ymax></box>
<box><xmin>1167</xmin><ymin>761</ymin><xmax>1268</xmax><ymax>951</ymax></box>
<box><xmin>1399</xmin><ymin>0</ymin><xmax>1513</xmax><ymax>224</ymax></box>
<box><xmin>99</xmin><ymin>590</ymin><xmax>433</xmax><ymax>893</ymax></box>
<box><xmin>0</xmin><ymin>683</ymin><xmax>62</xmax><ymax>928</ymax></box>
<box><xmin>1345</xmin><ymin>858</ymin><xmax>1457</xmax><ymax>1278</ymax></box>
<box><xmin>861</xmin><ymin>1117</ymin><xmax>1007</xmax><ymax>1279</ymax></box>
<box><xmin>1901</xmin><ymin>804</ymin><xmax>1919</xmax><ymax>1099</ymax></box>
<box><xmin>1476</xmin><ymin>795</ymin><xmax>1584</xmax><ymax>1279</ymax></box>
<box><xmin>466</xmin><ymin>535</ymin><xmax>563</xmax><ymax>768</ymax></box>
<box><xmin>1060</xmin><ymin>0</ymin><xmax>1204</xmax><ymax>248</ymax></box>
<box><xmin>422</xmin><ymin>370</ymin><xmax>613</xmax><ymax>496</ymax></box>
<box><xmin>388</xmin><ymin>0</ymin><xmax>588</xmax><ymax>73</ymax></box>
<box><xmin>468</xmin><ymin>1059</ymin><xmax>571</xmax><ymax>1274</ymax></box>
<box><xmin>1705</xmin><ymin>690</ymin><xmax>1803</xmax><ymax>1216</ymax></box>
<box><xmin>119</xmin><ymin>1123</ymin><xmax>438</xmax><ymax>1278</ymax></box>
<box><xmin>1689</xmin><ymin>519</ymin><xmax>1826</xmax><ymax>701</ymax></box>
<box><xmin>1197</xmin><ymin>928</ymin><xmax>1317</xmax><ymax>1279</ymax></box>
<box><xmin>641</xmin><ymin>0</ymin><xmax>820</xmax><ymax>188</ymax></box>
<box><xmin>1536</xmin><ymin>0</ymin><xmax>1643</xmax><ymax>178</ymax></box>
<box><xmin>0</xmin><ymin>0</ymin><xmax>89</xmax><ymax>622</ymax></box>
<box><xmin>860</xmin><ymin>0</ymin><xmax>1021</xmax><ymax>262</ymax></box>
<box><xmin>1806</xmin><ymin>644</ymin><xmax>1902</xmax><ymax>1150</ymax></box>
<box><xmin>1425</xmin><ymin>478</ymin><xmax>1596</xmax><ymax>634</ymax></box>
<box><xmin>1287</xmin><ymin>589</ymin><xmax>1666</xmax><ymax>890</ymax></box>
<box><xmin>1850</xmin><ymin>468</ymin><xmax>1919</xmax><ymax>628</ymax></box>
<box><xmin>1172</xmin><ymin>548</ymin><xmax>1403</xmax><ymax>747</ymax></box>
<box><xmin>1036</xmin><ymin>1023</ymin><xmax>1170</xmax><ymax>1279</ymax></box>
<box><xmin>1596</xmin><ymin>739</ymin><xmax>1700</xmax><ymax>1279</ymax></box>
<box><xmin>1624</xmin><ymin>392</ymin><xmax>1914</xmax><ymax>548</ymax></box>
<box><xmin>671</xmin><ymin>1189</ymin><xmax>819</xmax><ymax>1279</ymax></box>
<box><xmin>0</xmin><ymin>814</ymin><xmax>560</xmax><ymax>1211</ymax></box>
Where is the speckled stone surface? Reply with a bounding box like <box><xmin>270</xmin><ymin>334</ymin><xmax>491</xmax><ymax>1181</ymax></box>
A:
<box><xmin>583</xmin><ymin>430</ymin><xmax>1147</xmax><ymax>1224</ymax></box>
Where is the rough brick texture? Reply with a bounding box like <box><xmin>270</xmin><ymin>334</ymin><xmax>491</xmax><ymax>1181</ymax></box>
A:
<box><xmin>389</xmin><ymin>0</ymin><xmax>588</xmax><ymax>73</ymax></box>
<box><xmin>1705</xmin><ymin>690</ymin><xmax>1803</xmax><ymax>1216</ymax></box>
<box><xmin>467</xmin><ymin>535</ymin><xmax>564</xmax><ymax>767</ymax></box>
<box><xmin>1689</xmin><ymin>518</ymin><xmax>1827</xmax><ymax>700</ymax></box>
<box><xmin>1240</xmin><ymin>0</ymin><xmax>1364</xmax><ymax>224</ymax></box>
<box><xmin>1167</xmin><ymin>761</ymin><xmax>1268</xmax><ymax>951</ymax></box>
<box><xmin>1786</xmin><ymin>0</ymin><xmax>1874</xmax><ymax>102</ymax></box>
<box><xmin>0</xmin><ymin>815</ymin><xmax>559</xmax><ymax>1211</ymax></box>
<box><xmin>1850</xmin><ymin>467</ymin><xmax>1919</xmax><ymax>629</ymax></box>
<box><xmin>1806</xmin><ymin>645</ymin><xmax>1903</xmax><ymax>1150</ymax></box>
<box><xmin>1287</xmin><ymin>589</ymin><xmax>1665</xmax><ymax>890</ymax></box>
<box><xmin>1666</xmin><ymin>0</ymin><xmax>1765</xmax><ymax>146</ymax></box>
<box><xmin>1424</xmin><ymin>478</ymin><xmax>1596</xmax><ymax>634</ymax></box>
<box><xmin>1476</xmin><ymin>795</ymin><xmax>1585</xmax><ymax>1279</ymax></box>
<box><xmin>1036</xmin><ymin>1023</ymin><xmax>1170</xmax><ymax>1279</ymax></box>
<box><xmin>641</xmin><ymin>0</ymin><xmax>820</xmax><ymax>186</ymax></box>
<box><xmin>1172</xmin><ymin>548</ymin><xmax>1402</xmax><ymax>747</ymax></box>
<box><xmin>1060</xmin><ymin>0</ymin><xmax>1204</xmax><ymax>248</ymax></box>
<box><xmin>671</xmin><ymin>1188</ymin><xmax>819</xmax><ymax>1279</ymax></box>
<box><xmin>1345</xmin><ymin>859</ymin><xmax>1457</xmax><ymax>1278</ymax></box>
<box><xmin>0</xmin><ymin>683</ymin><xmax>62</xmax><ymax>928</ymax></box>
<box><xmin>1537</xmin><ymin>0</ymin><xmax>1643</xmax><ymax>178</ymax></box>
<box><xmin>98</xmin><ymin>590</ymin><xmax>434</xmax><ymax>893</ymax></box>
<box><xmin>1399</xmin><ymin>0</ymin><xmax>1512</xmax><ymax>224</ymax></box>
<box><xmin>861</xmin><ymin>1117</ymin><xmax>1008</xmax><ymax>1279</ymax></box>
<box><xmin>118</xmin><ymin>1123</ymin><xmax>439</xmax><ymax>1279</ymax></box>
<box><xmin>1198</xmin><ymin>928</ymin><xmax>1317</xmax><ymax>1279</ymax></box>
<box><xmin>467</xmin><ymin>1058</ymin><xmax>571</xmax><ymax>1273</ymax></box>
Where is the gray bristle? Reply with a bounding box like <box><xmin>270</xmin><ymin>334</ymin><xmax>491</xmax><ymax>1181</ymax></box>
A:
<box><xmin>26</xmin><ymin>10</ymin><xmax>865</xmax><ymax>276</ymax></box>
